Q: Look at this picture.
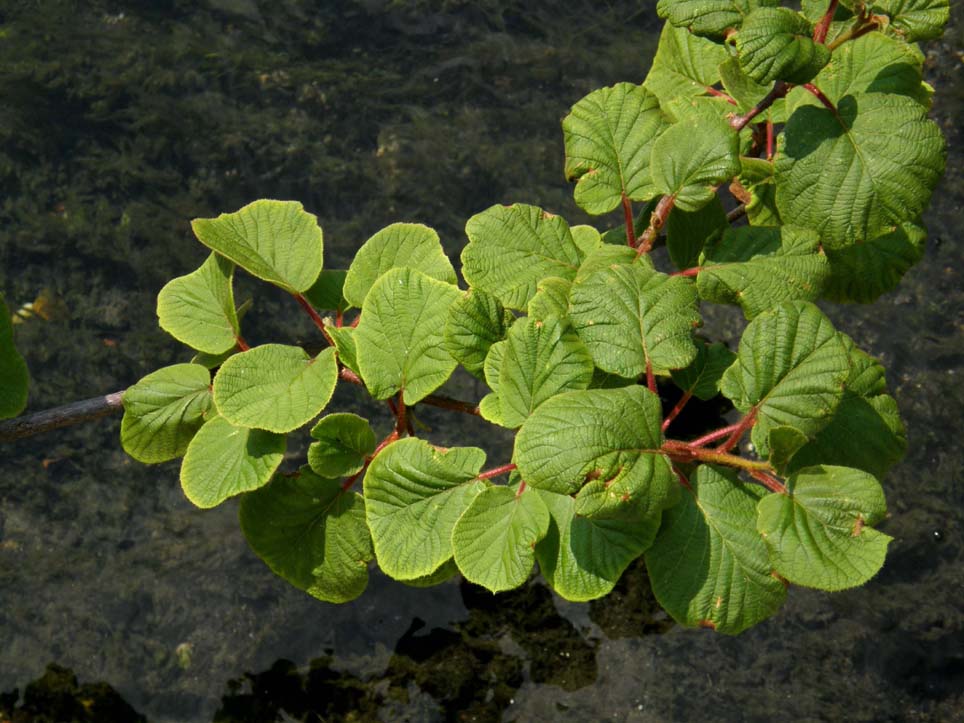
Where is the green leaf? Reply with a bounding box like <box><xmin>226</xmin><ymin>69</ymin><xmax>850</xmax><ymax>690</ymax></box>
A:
<box><xmin>871</xmin><ymin>0</ymin><xmax>950</xmax><ymax>42</ymax></box>
<box><xmin>562</xmin><ymin>83</ymin><xmax>669</xmax><ymax>214</ymax></box>
<box><xmin>665</xmin><ymin>195</ymin><xmax>727</xmax><ymax>271</ymax></box>
<box><xmin>670</xmin><ymin>342</ymin><xmax>737</xmax><ymax>401</ymax></box>
<box><xmin>719</xmin><ymin>57</ymin><xmax>788</xmax><ymax>120</ymax></box>
<box><xmin>735</xmin><ymin>7</ymin><xmax>831</xmax><ymax>84</ymax></box>
<box><xmin>462</xmin><ymin>204</ymin><xmax>585</xmax><ymax>310</ymax></box>
<box><xmin>325</xmin><ymin>322</ymin><xmax>360</xmax><ymax>374</ymax></box>
<box><xmin>651</xmin><ymin>116</ymin><xmax>741</xmax><ymax>212</ymax></box>
<box><xmin>240</xmin><ymin>468</ymin><xmax>373</xmax><ymax>603</ymax></box>
<box><xmin>0</xmin><ymin>294</ymin><xmax>28</xmax><ymax>419</ymax></box>
<box><xmin>191</xmin><ymin>199</ymin><xmax>323</xmax><ymax>294</ymax></box>
<box><xmin>720</xmin><ymin>301</ymin><xmax>850</xmax><ymax>455</ymax></box>
<box><xmin>444</xmin><ymin>288</ymin><xmax>511</xmax><ymax>378</ymax></box>
<box><xmin>355</xmin><ymin>267</ymin><xmax>460</xmax><ymax>404</ymax></box>
<box><xmin>696</xmin><ymin>225</ymin><xmax>830</xmax><ymax>318</ymax></box>
<box><xmin>644</xmin><ymin>22</ymin><xmax>729</xmax><ymax>104</ymax></box>
<box><xmin>779</xmin><ymin>335</ymin><xmax>906</xmax><ymax>479</ymax></box>
<box><xmin>213</xmin><ymin>345</ymin><xmax>338</xmax><ymax>433</ymax></box>
<box><xmin>304</xmin><ymin>269</ymin><xmax>348</xmax><ymax>312</ymax></box>
<box><xmin>484</xmin><ymin>317</ymin><xmax>594</xmax><ymax>429</ymax></box>
<box><xmin>399</xmin><ymin>558</ymin><xmax>459</xmax><ymax>588</ymax></box>
<box><xmin>515</xmin><ymin>386</ymin><xmax>677</xmax><ymax>520</ymax></box>
<box><xmin>786</xmin><ymin>32</ymin><xmax>930</xmax><ymax>114</ymax></box>
<box><xmin>308</xmin><ymin>413</ymin><xmax>377</xmax><ymax>479</ymax></box>
<box><xmin>738</xmin><ymin>157</ymin><xmax>782</xmax><ymax>226</ymax></box>
<box><xmin>822</xmin><ymin>222</ymin><xmax>926</xmax><ymax>303</ymax></box>
<box><xmin>570</xmin><ymin>262</ymin><xmax>701</xmax><ymax>378</ymax></box>
<box><xmin>757</xmin><ymin>465</ymin><xmax>891</xmax><ymax>591</ymax></box>
<box><xmin>574</xmin><ymin>244</ymin><xmax>642</xmax><ymax>284</ymax></box>
<box><xmin>364</xmin><ymin>438</ymin><xmax>487</xmax><ymax>580</ymax></box>
<box><xmin>121</xmin><ymin>363</ymin><xmax>212</xmax><ymax>463</ymax></box>
<box><xmin>535</xmin><ymin>488</ymin><xmax>661</xmax><ymax>601</ymax></box>
<box><xmin>528</xmin><ymin>277</ymin><xmax>573</xmax><ymax>323</ymax></box>
<box><xmin>156</xmin><ymin>252</ymin><xmax>240</xmax><ymax>355</ymax></box>
<box><xmin>657</xmin><ymin>0</ymin><xmax>779</xmax><ymax>37</ymax></box>
<box><xmin>343</xmin><ymin>223</ymin><xmax>456</xmax><ymax>308</ymax></box>
<box><xmin>180</xmin><ymin>414</ymin><xmax>285</xmax><ymax>508</ymax></box>
<box><xmin>775</xmin><ymin>93</ymin><xmax>946</xmax><ymax>247</ymax></box>
<box><xmin>571</xmin><ymin>225</ymin><xmax>603</xmax><ymax>256</ymax></box>
<box><xmin>452</xmin><ymin>484</ymin><xmax>550</xmax><ymax>593</ymax></box>
<box><xmin>645</xmin><ymin>465</ymin><xmax>787</xmax><ymax>634</ymax></box>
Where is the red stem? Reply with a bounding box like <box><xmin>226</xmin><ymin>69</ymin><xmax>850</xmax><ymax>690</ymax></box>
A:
<box><xmin>670</xmin><ymin>267</ymin><xmax>701</xmax><ymax>278</ymax></box>
<box><xmin>637</xmin><ymin>194</ymin><xmax>675</xmax><ymax>256</ymax></box>
<box><xmin>715</xmin><ymin>409</ymin><xmax>757</xmax><ymax>453</ymax></box>
<box><xmin>662</xmin><ymin>391</ymin><xmax>693</xmax><ymax>432</ymax></box>
<box><xmin>343</xmin><ymin>429</ymin><xmax>400</xmax><ymax>491</ymax></box>
<box><xmin>338</xmin><ymin>368</ymin><xmax>482</xmax><ymax>416</ymax></box>
<box><xmin>235</xmin><ymin>335</ymin><xmax>250</xmax><ymax>352</ymax></box>
<box><xmin>294</xmin><ymin>293</ymin><xmax>335</xmax><ymax>346</ymax></box>
<box><xmin>705</xmin><ymin>86</ymin><xmax>738</xmax><ymax>106</ymax></box>
<box><xmin>813</xmin><ymin>0</ymin><xmax>839</xmax><ymax>44</ymax></box>
<box><xmin>730</xmin><ymin>81</ymin><xmax>789</xmax><ymax>131</ymax></box>
<box><xmin>750</xmin><ymin>469</ymin><xmax>787</xmax><ymax>494</ymax></box>
<box><xmin>395</xmin><ymin>393</ymin><xmax>407</xmax><ymax>437</ymax></box>
<box><xmin>621</xmin><ymin>193</ymin><xmax>636</xmax><ymax>247</ymax></box>
<box><xmin>802</xmin><ymin>83</ymin><xmax>837</xmax><ymax>114</ymax></box>
<box><xmin>515</xmin><ymin>480</ymin><xmax>527</xmax><ymax>497</ymax></box>
<box><xmin>645</xmin><ymin>359</ymin><xmax>656</xmax><ymax>394</ymax></box>
<box><xmin>477</xmin><ymin>463</ymin><xmax>517</xmax><ymax>481</ymax></box>
<box><xmin>672</xmin><ymin>465</ymin><xmax>692</xmax><ymax>491</ymax></box>
<box><xmin>766</xmin><ymin>118</ymin><xmax>774</xmax><ymax>161</ymax></box>
<box><xmin>689</xmin><ymin>423</ymin><xmax>741</xmax><ymax>448</ymax></box>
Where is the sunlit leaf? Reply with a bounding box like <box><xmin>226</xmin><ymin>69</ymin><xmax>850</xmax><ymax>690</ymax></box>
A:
<box><xmin>444</xmin><ymin>288</ymin><xmax>512</xmax><ymax>378</ymax></box>
<box><xmin>657</xmin><ymin>0</ymin><xmax>779</xmax><ymax>37</ymax></box>
<box><xmin>644</xmin><ymin>22</ymin><xmax>729</xmax><ymax>104</ymax></box>
<box><xmin>735</xmin><ymin>7</ymin><xmax>830</xmax><ymax>84</ymax></box>
<box><xmin>872</xmin><ymin>0</ymin><xmax>950</xmax><ymax>42</ymax></box>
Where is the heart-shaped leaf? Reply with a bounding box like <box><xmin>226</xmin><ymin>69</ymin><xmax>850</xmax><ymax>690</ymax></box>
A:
<box><xmin>822</xmin><ymin>222</ymin><xmax>926</xmax><ymax>303</ymax></box>
<box><xmin>462</xmin><ymin>204</ymin><xmax>585</xmax><ymax>310</ymax></box>
<box><xmin>452</xmin><ymin>484</ymin><xmax>550</xmax><ymax>592</ymax></box>
<box><xmin>121</xmin><ymin>363</ymin><xmax>212</xmax><ymax>463</ymax></box>
<box><xmin>562</xmin><ymin>83</ymin><xmax>669</xmax><ymax>214</ymax></box>
<box><xmin>240</xmin><ymin>468</ymin><xmax>373</xmax><ymax>603</ymax></box>
<box><xmin>308</xmin><ymin>413</ymin><xmax>377</xmax><ymax>479</ymax></box>
<box><xmin>191</xmin><ymin>199</ymin><xmax>323</xmax><ymax>294</ymax></box>
<box><xmin>364</xmin><ymin>438</ymin><xmax>487</xmax><ymax>580</ymax></box>
<box><xmin>180</xmin><ymin>414</ymin><xmax>285</xmax><ymax>508</ymax></box>
<box><xmin>646</xmin><ymin>465</ymin><xmax>787</xmax><ymax>634</ymax></box>
<box><xmin>343</xmin><ymin>223</ymin><xmax>456</xmax><ymax>308</ymax></box>
<box><xmin>644</xmin><ymin>22</ymin><xmax>729</xmax><ymax>104</ymax></box>
<box><xmin>757</xmin><ymin>465</ymin><xmax>891</xmax><ymax>590</ymax></box>
<box><xmin>157</xmin><ymin>252</ymin><xmax>241</xmax><ymax>355</ymax></box>
<box><xmin>570</xmin><ymin>262</ymin><xmax>701</xmax><ymax>377</ymax></box>
<box><xmin>213</xmin><ymin>344</ymin><xmax>338</xmax><ymax>433</ymax></box>
<box><xmin>735</xmin><ymin>7</ymin><xmax>830</xmax><ymax>84</ymax></box>
<box><xmin>355</xmin><ymin>267</ymin><xmax>461</xmax><ymax>404</ymax></box>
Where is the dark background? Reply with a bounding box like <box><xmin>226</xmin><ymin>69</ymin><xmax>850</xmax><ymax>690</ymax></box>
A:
<box><xmin>1</xmin><ymin>1</ymin><xmax>962</xmax><ymax>720</ymax></box>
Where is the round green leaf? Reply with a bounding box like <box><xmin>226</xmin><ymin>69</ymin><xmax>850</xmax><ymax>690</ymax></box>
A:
<box><xmin>191</xmin><ymin>199</ymin><xmax>323</xmax><ymax>294</ymax></box>
<box><xmin>646</xmin><ymin>465</ymin><xmax>788</xmax><ymax>635</ymax></box>
<box><xmin>822</xmin><ymin>222</ymin><xmax>926</xmax><ymax>303</ymax></box>
<box><xmin>354</xmin><ymin>267</ymin><xmax>461</xmax><ymax>404</ymax></box>
<box><xmin>157</xmin><ymin>252</ymin><xmax>240</xmax><ymax>354</ymax></box>
<box><xmin>121</xmin><ymin>363</ymin><xmax>212</xmax><ymax>463</ymax></box>
<box><xmin>0</xmin><ymin>295</ymin><xmax>29</xmax><ymax>419</ymax></box>
<box><xmin>757</xmin><ymin>465</ymin><xmax>891</xmax><ymax>591</ymax></box>
<box><xmin>364</xmin><ymin>438</ymin><xmax>487</xmax><ymax>581</ymax></box>
<box><xmin>462</xmin><ymin>204</ymin><xmax>584</xmax><ymax>310</ymax></box>
<box><xmin>343</xmin><ymin>223</ymin><xmax>456</xmax><ymax>308</ymax></box>
<box><xmin>240</xmin><ymin>468</ymin><xmax>373</xmax><ymax>603</ymax></box>
<box><xmin>735</xmin><ymin>7</ymin><xmax>830</xmax><ymax>84</ymax></box>
<box><xmin>213</xmin><ymin>344</ymin><xmax>338</xmax><ymax>433</ymax></box>
<box><xmin>871</xmin><ymin>0</ymin><xmax>950</xmax><ymax>42</ymax></box>
<box><xmin>775</xmin><ymin>93</ymin><xmax>945</xmax><ymax>247</ymax></box>
<box><xmin>651</xmin><ymin>116</ymin><xmax>741</xmax><ymax>212</ymax></box>
<box><xmin>180</xmin><ymin>414</ymin><xmax>286</xmax><ymax>509</ymax></box>
<box><xmin>452</xmin><ymin>484</ymin><xmax>550</xmax><ymax>593</ymax></box>
<box><xmin>515</xmin><ymin>386</ymin><xmax>676</xmax><ymax>520</ymax></box>
<box><xmin>562</xmin><ymin>83</ymin><xmax>669</xmax><ymax>215</ymax></box>
<box><xmin>570</xmin><ymin>262</ymin><xmax>701</xmax><ymax>377</ymax></box>
<box><xmin>644</xmin><ymin>22</ymin><xmax>729</xmax><ymax>104</ymax></box>
<box><xmin>308</xmin><ymin>413</ymin><xmax>377</xmax><ymax>479</ymax></box>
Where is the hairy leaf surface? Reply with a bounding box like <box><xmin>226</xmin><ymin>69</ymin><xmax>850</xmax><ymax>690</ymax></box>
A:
<box><xmin>157</xmin><ymin>253</ymin><xmax>240</xmax><ymax>354</ymax></box>
<box><xmin>121</xmin><ymin>363</ymin><xmax>212</xmax><ymax>463</ymax></box>
<box><xmin>308</xmin><ymin>413</ymin><xmax>377</xmax><ymax>479</ymax></box>
<box><xmin>871</xmin><ymin>0</ymin><xmax>950</xmax><ymax>42</ymax></box>
<box><xmin>670</xmin><ymin>342</ymin><xmax>736</xmax><ymax>401</ymax></box>
<box><xmin>444</xmin><ymin>288</ymin><xmax>511</xmax><ymax>378</ymax></box>
<box><xmin>757</xmin><ymin>465</ymin><xmax>891</xmax><ymax>590</ymax></box>
<box><xmin>657</xmin><ymin>0</ymin><xmax>778</xmax><ymax>37</ymax></box>
<box><xmin>736</xmin><ymin>7</ymin><xmax>830</xmax><ymax>84</ymax></box>
<box><xmin>191</xmin><ymin>199</ymin><xmax>323</xmax><ymax>294</ymax></box>
<box><xmin>645</xmin><ymin>22</ymin><xmax>729</xmax><ymax>103</ymax></box>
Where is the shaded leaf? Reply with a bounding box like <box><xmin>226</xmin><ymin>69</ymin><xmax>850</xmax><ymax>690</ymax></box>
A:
<box><xmin>665</xmin><ymin>195</ymin><xmax>727</xmax><ymax>271</ymax></box>
<box><xmin>444</xmin><ymin>288</ymin><xmax>511</xmax><ymax>378</ymax></box>
<box><xmin>240</xmin><ymin>468</ymin><xmax>373</xmax><ymax>603</ymax></box>
<box><xmin>308</xmin><ymin>413</ymin><xmax>377</xmax><ymax>479</ymax></box>
<box><xmin>646</xmin><ymin>465</ymin><xmax>787</xmax><ymax>634</ymax></box>
<box><xmin>670</xmin><ymin>341</ymin><xmax>736</xmax><ymax>401</ymax></box>
<box><xmin>872</xmin><ymin>0</ymin><xmax>950</xmax><ymax>42</ymax></box>
<box><xmin>304</xmin><ymin>269</ymin><xmax>348</xmax><ymax>312</ymax></box>
<box><xmin>822</xmin><ymin>222</ymin><xmax>926</xmax><ymax>303</ymax></box>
